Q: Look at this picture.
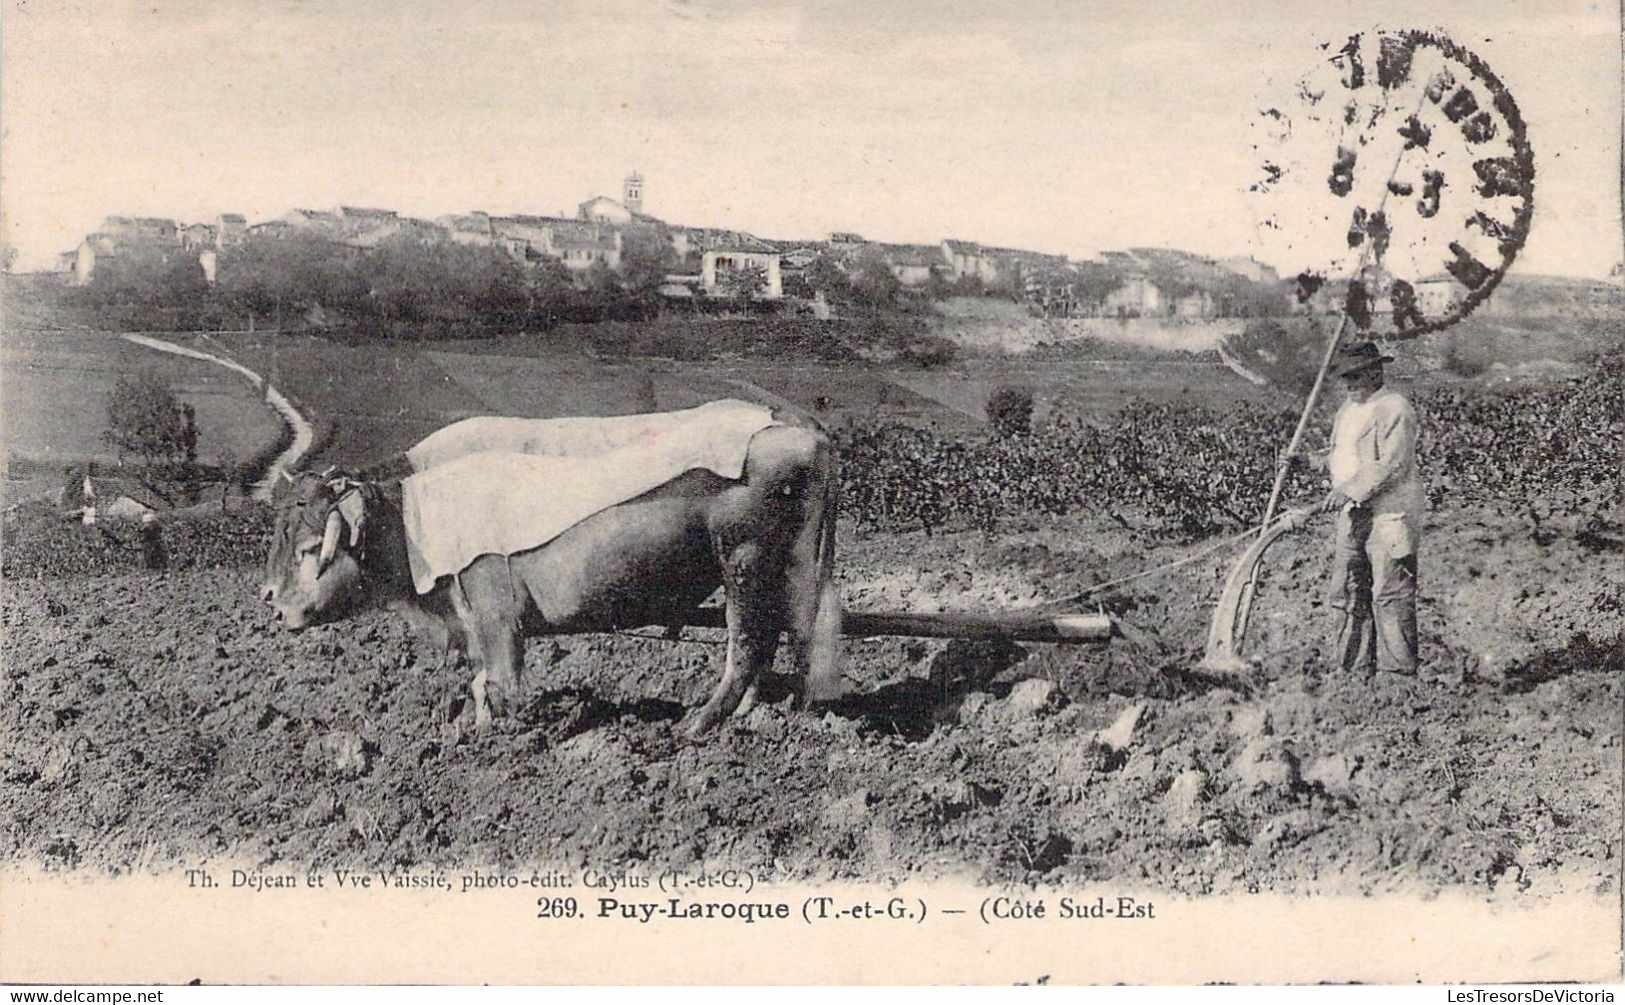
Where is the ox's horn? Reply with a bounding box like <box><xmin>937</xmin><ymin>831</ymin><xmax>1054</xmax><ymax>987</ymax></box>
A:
<box><xmin>318</xmin><ymin>508</ymin><xmax>345</xmax><ymax>569</ymax></box>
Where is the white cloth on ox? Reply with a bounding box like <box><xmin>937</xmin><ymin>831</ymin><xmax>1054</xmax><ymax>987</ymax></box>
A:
<box><xmin>406</xmin><ymin>399</ymin><xmax>772</xmax><ymax>472</ymax></box>
<box><xmin>399</xmin><ymin>401</ymin><xmax>780</xmax><ymax>594</ymax></box>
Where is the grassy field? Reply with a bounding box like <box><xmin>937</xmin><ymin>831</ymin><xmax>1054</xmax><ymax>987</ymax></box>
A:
<box><xmin>182</xmin><ymin>331</ymin><xmax>981</xmax><ymax>467</ymax></box>
<box><xmin>0</xmin><ymin>328</ymin><xmax>284</xmax><ymax>503</ymax></box>
<box><xmin>171</xmin><ymin>325</ymin><xmax>1306</xmax><ymax>471</ymax></box>
<box><xmin>12</xmin><ymin>308</ymin><xmax>1615</xmax><ymax>488</ymax></box>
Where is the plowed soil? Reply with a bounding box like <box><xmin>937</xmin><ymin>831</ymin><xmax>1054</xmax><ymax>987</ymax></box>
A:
<box><xmin>4</xmin><ymin>496</ymin><xmax>1619</xmax><ymax>897</ymax></box>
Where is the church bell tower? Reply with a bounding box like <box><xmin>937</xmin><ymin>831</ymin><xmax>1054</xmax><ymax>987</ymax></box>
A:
<box><xmin>623</xmin><ymin>171</ymin><xmax>644</xmax><ymax>214</ymax></box>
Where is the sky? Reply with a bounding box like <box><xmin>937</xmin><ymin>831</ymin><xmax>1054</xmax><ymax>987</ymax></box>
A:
<box><xmin>2</xmin><ymin>0</ymin><xmax>1620</xmax><ymax>277</ymax></box>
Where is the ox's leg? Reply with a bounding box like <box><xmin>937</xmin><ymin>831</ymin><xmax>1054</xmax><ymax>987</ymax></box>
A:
<box><xmin>450</xmin><ymin>567</ymin><xmax>525</xmax><ymax>730</ymax></box>
<box><xmin>688</xmin><ymin>541</ymin><xmax>780</xmax><ymax>737</ymax></box>
<box><xmin>783</xmin><ymin>461</ymin><xmax>843</xmax><ymax>705</ymax></box>
<box><xmin>471</xmin><ymin>615</ymin><xmax>524</xmax><ymax>726</ymax></box>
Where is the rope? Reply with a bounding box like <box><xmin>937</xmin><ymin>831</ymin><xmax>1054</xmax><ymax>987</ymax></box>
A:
<box><xmin>1053</xmin><ymin>508</ymin><xmax>1308</xmax><ymax>604</ymax></box>
<box><xmin>609</xmin><ymin>627</ymin><xmax>726</xmax><ymax>646</ymax></box>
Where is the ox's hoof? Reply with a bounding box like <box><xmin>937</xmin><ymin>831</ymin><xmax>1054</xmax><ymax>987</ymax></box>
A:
<box><xmin>734</xmin><ymin>682</ymin><xmax>759</xmax><ymax>718</ymax></box>
<box><xmin>483</xmin><ymin>679</ymin><xmax>527</xmax><ymax>723</ymax></box>
<box><xmin>441</xmin><ymin>708</ymin><xmax>473</xmax><ymax>747</ymax></box>
<box><xmin>681</xmin><ymin>707</ymin><xmax>725</xmax><ymax>741</ymax></box>
<box><xmin>794</xmin><ymin>681</ymin><xmax>850</xmax><ymax>711</ymax></box>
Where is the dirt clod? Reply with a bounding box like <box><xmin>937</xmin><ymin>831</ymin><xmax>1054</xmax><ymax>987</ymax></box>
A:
<box><xmin>1004</xmin><ymin>678</ymin><xmax>1065</xmax><ymax>717</ymax></box>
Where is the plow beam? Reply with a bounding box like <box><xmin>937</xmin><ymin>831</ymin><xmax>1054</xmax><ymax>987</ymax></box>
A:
<box><xmin>679</xmin><ymin>607</ymin><xmax>1114</xmax><ymax>644</ymax></box>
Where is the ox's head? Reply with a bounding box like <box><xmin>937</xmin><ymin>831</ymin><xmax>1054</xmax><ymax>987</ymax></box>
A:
<box><xmin>262</xmin><ymin>470</ymin><xmax>376</xmax><ymax>630</ymax></box>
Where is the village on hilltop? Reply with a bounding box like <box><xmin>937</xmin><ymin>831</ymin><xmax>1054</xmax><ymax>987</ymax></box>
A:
<box><xmin>50</xmin><ymin>172</ymin><xmax>1619</xmax><ymax>323</ymax></box>
<box><xmin>55</xmin><ymin>172</ymin><xmax>1301</xmax><ymax>320</ymax></box>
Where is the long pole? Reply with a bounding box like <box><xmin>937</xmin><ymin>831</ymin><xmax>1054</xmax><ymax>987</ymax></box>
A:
<box><xmin>1234</xmin><ymin>81</ymin><xmax>1431</xmax><ymax>645</ymax></box>
<box><xmin>1255</xmin><ymin>309</ymin><xmax>1350</xmax><ymax>540</ymax></box>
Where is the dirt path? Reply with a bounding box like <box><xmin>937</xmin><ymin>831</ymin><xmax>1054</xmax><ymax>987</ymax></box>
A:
<box><xmin>120</xmin><ymin>334</ymin><xmax>313</xmax><ymax>499</ymax></box>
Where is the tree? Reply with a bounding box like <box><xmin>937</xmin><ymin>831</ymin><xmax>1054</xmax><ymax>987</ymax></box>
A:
<box><xmin>987</xmin><ymin>265</ymin><xmax>1023</xmax><ymax>300</ymax></box>
<box><xmin>214</xmin><ymin>232</ymin><xmax>363</xmax><ymax>325</ymax></box>
<box><xmin>851</xmin><ymin>251</ymin><xmax>901</xmax><ymax>307</ymax></box>
<box><xmin>722</xmin><ymin>263</ymin><xmax>769</xmax><ymax>308</ymax></box>
<box><xmin>102</xmin><ymin>369</ymin><xmax>193</xmax><ymax>468</ymax></box>
<box><xmin>84</xmin><ymin>245</ymin><xmax>207</xmax><ymax>310</ymax></box>
<box><xmin>618</xmin><ymin>224</ymin><xmax>676</xmax><ymax>300</ymax></box>
<box><xmin>526</xmin><ymin>257</ymin><xmax>574</xmax><ymax>328</ymax></box>
<box><xmin>577</xmin><ymin>258</ymin><xmax>627</xmax><ymax>319</ymax></box>
<box><xmin>1147</xmin><ymin>259</ymin><xmax>1199</xmax><ymax>312</ymax></box>
<box><xmin>1069</xmin><ymin>261</ymin><xmax>1122</xmax><ymax>314</ymax></box>
<box><xmin>805</xmin><ymin>254</ymin><xmax>851</xmax><ymax>302</ymax></box>
<box><xmin>1214</xmin><ymin>273</ymin><xmax>1289</xmax><ymax>318</ymax></box>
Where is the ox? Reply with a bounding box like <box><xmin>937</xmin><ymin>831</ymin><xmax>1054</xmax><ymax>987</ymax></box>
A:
<box><xmin>261</xmin><ymin>412</ymin><xmax>841</xmax><ymax>738</ymax></box>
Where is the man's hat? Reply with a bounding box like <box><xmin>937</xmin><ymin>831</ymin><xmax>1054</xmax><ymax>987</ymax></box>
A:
<box><xmin>1334</xmin><ymin>340</ymin><xmax>1394</xmax><ymax>377</ymax></box>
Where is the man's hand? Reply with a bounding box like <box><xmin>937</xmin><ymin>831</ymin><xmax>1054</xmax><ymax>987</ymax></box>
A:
<box><xmin>1321</xmin><ymin>489</ymin><xmax>1351</xmax><ymax>514</ymax></box>
<box><xmin>1282</xmin><ymin>447</ymin><xmax>1329</xmax><ymax>473</ymax></box>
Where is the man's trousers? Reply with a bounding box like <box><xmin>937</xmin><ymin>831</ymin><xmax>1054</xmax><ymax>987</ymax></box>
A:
<box><xmin>1330</xmin><ymin>505</ymin><xmax>1419</xmax><ymax>673</ymax></box>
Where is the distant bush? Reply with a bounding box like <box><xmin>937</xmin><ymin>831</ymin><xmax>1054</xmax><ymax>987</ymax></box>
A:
<box><xmin>986</xmin><ymin>386</ymin><xmax>1034</xmax><ymax>437</ymax></box>
<box><xmin>900</xmin><ymin>335</ymin><xmax>958</xmax><ymax>369</ymax></box>
<box><xmin>1442</xmin><ymin>330</ymin><xmax>1492</xmax><ymax>378</ymax></box>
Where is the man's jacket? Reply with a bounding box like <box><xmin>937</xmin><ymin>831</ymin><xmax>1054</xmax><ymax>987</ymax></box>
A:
<box><xmin>1328</xmin><ymin>386</ymin><xmax>1425</xmax><ymax>550</ymax></box>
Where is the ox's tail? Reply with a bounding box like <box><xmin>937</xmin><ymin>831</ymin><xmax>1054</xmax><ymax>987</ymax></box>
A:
<box><xmin>796</xmin><ymin>436</ymin><xmax>844</xmax><ymax>703</ymax></box>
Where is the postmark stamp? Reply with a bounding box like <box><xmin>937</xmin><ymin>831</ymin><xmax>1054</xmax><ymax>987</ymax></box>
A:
<box><xmin>1248</xmin><ymin>28</ymin><xmax>1536</xmax><ymax>337</ymax></box>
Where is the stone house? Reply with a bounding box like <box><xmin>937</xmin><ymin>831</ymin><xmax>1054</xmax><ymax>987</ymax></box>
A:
<box><xmin>100</xmin><ymin>216</ymin><xmax>177</xmax><ymax>242</ymax></box>
<box><xmin>74</xmin><ymin>234</ymin><xmax>120</xmax><ymax>286</ymax></box>
<box><xmin>1218</xmin><ymin>256</ymin><xmax>1279</xmax><ymax>284</ymax></box>
<box><xmin>941</xmin><ymin>239</ymin><xmax>997</xmax><ymax>284</ymax></box>
<box><xmin>702</xmin><ymin>239</ymin><xmax>782</xmax><ymax>298</ymax></box>
<box><xmin>873</xmin><ymin>243</ymin><xmax>942</xmax><ymax>287</ymax></box>
<box><xmin>178</xmin><ymin>223</ymin><xmax>217</xmax><ymax>250</ymax></box>
<box><xmin>340</xmin><ymin>215</ymin><xmax>441</xmax><ymax>250</ymax></box>
<box><xmin>284</xmin><ymin>208</ymin><xmax>342</xmax><ymax>232</ymax></box>
<box><xmin>215</xmin><ymin>214</ymin><xmax>248</xmax><ymax>247</ymax></box>
<box><xmin>577</xmin><ymin>196</ymin><xmax>634</xmax><ymax>227</ymax></box>
<box><xmin>670</xmin><ymin>226</ymin><xmax>762</xmax><ymax>265</ymax></box>
<box><xmin>1103</xmin><ymin>274</ymin><xmax>1164</xmax><ymax>317</ymax></box>
<box><xmin>1172</xmin><ymin>290</ymin><xmax>1217</xmax><ymax>319</ymax></box>
<box><xmin>249</xmin><ymin>220</ymin><xmax>297</xmax><ymax>240</ymax></box>
<box><xmin>437</xmin><ymin>213</ymin><xmax>496</xmax><ymax>246</ymax></box>
<box><xmin>1412</xmin><ymin>273</ymin><xmax>1459</xmax><ymax>317</ymax></box>
<box><xmin>553</xmin><ymin>229</ymin><xmax>622</xmax><ymax>271</ymax></box>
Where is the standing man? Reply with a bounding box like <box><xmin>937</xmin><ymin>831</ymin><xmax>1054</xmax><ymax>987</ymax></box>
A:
<box><xmin>1305</xmin><ymin>341</ymin><xmax>1424</xmax><ymax>674</ymax></box>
